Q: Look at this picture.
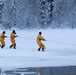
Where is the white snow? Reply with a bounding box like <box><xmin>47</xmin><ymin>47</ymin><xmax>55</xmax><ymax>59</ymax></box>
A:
<box><xmin>0</xmin><ymin>29</ymin><xmax>76</xmax><ymax>70</ymax></box>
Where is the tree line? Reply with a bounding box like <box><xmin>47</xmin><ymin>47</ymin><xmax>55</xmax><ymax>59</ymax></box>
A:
<box><xmin>0</xmin><ymin>0</ymin><xmax>76</xmax><ymax>29</ymax></box>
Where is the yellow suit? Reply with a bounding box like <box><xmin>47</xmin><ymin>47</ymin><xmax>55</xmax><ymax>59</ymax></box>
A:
<box><xmin>0</xmin><ymin>33</ymin><xmax>5</xmax><ymax>46</ymax></box>
<box><xmin>37</xmin><ymin>34</ymin><xmax>45</xmax><ymax>48</ymax></box>
<box><xmin>10</xmin><ymin>33</ymin><xmax>16</xmax><ymax>47</ymax></box>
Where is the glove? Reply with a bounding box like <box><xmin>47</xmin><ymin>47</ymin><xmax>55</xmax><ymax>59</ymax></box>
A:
<box><xmin>5</xmin><ymin>36</ymin><xmax>7</xmax><ymax>38</ymax></box>
<box><xmin>43</xmin><ymin>39</ymin><xmax>46</xmax><ymax>41</ymax></box>
<box><xmin>15</xmin><ymin>35</ymin><xmax>18</xmax><ymax>37</ymax></box>
<box><xmin>14</xmin><ymin>32</ymin><xmax>16</xmax><ymax>34</ymax></box>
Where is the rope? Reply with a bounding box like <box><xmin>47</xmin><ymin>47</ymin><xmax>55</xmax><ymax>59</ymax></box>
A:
<box><xmin>46</xmin><ymin>40</ymin><xmax>76</xmax><ymax>46</ymax></box>
<box><xmin>18</xmin><ymin>36</ymin><xmax>35</xmax><ymax>40</ymax></box>
<box><xmin>18</xmin><ymin>36</ymin><xmax>76</xmax><ymax>47</ymax></box>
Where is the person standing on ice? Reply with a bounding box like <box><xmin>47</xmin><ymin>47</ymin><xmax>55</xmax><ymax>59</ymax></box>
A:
<box><xmin>10</xmin><ymin>30</ymin><xmax>18</xmax><ymax>49</ymax></box>
<box><xmin>0</xmin><ymin>31</ymin><xmax>7</xmax><ymax>48</ymax></box>
<box><xmin>37</xmin><ymin>32</ymin><xmax>46</xmax><ymax>51</ymax></box>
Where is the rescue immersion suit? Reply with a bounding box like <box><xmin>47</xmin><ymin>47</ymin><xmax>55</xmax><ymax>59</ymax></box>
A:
<box><xmin>10</xmin><ymin>30</ymin><xmax>17</xmax><ymax>49</ymax></box>
<box><xmin>0</xmin><ymin>31</ymin><xmax>7</xmax><ymax>48</ymax></box>
<box><xmin>37</xmin><ymin>32</ymin><xmax>46</xmax><ymax>51</ymax></box>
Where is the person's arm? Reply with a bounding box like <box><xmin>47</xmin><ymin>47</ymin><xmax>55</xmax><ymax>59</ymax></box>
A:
<box><xmin>42</xmin><ymin>37</ymin><xmax>46</xmax><ymax>41</ymax></box>
<box><xmin>41</xmin><ymin>36</ymin><xmax>46</xmax><ymax>41</ymax></box>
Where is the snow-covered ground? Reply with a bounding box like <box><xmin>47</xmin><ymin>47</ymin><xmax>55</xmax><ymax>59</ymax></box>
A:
<box><xmin>0</xmin><ymin>29</ymin><xmax>76</xmax><ymax>70</ymax></box>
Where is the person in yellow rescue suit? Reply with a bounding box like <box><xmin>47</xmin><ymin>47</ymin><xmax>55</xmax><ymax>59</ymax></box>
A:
<box><xmin>0</xmin><ymin>31</ymin><xmax>7</xmax><ymax>48</ymax></box>
<box><xmin>37</xmin><ymin>32</ymin><xmax>46</xmax><ymax>51</ymax></box>
<box><xmin>10</xmin><ymin>30</ymin><xmax>18</xmax><ymax>49</ymax></box>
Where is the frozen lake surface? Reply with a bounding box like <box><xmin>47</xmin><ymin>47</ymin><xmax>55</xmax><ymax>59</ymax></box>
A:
<box><xmin>0</xmin><ymin>66</ymin><xmax>76</xmax><ymax>75</ymax></box>
<box><xmin>0</xmin><ymin>29</ymin><xmax>76</xmax><ymax>75</ymax></box>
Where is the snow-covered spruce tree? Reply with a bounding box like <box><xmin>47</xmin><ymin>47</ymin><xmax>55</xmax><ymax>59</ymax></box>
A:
<box><xmin>53</xmin><ymin>0</ymin><xmax>76</xmax><ymax>29</ymax></box>
<box><xmin>71</xmin><ymin>0</ymin><xmax>76</xmax><ymax>29</ymax></box>
<box><xmin>9</xmin><ymin>0</ymin><xmax>19</xmax><ymax>28</ymax></box>
<box><xmin>16</xmin><ymin>0</ymin><xmax>28</xmax><ymax>29</ymax></box>
<box><xmin>25</xmin><ymin>0</ymin><xmax>40</xmax><ymax>29</ymax></box>
<box><xmin>38</xmin><ymin>0</ymin><xmax>47</xmax><ymax>28</ymax></box>
<box><xmin>0</xmin><ymin>0</ymin><xmax>4</xmax><ymax>29</ymax></box>
<box><xmin>0</xmin><ymin>0</ymin><xmax>13</xmax><ymax>29</ymax></box>
<box><xmin>46</xmin><ymin>0</ymin><xmax>54</xmax><ymax>27</ymax></box>
<box><xmin>38</xmin><ymin>0</ymin><xmax>54</xmax><ymax>29</ymax></box>
<box><xmin>15</xmin><ymin>0</ymin><xmax>39</xmax><ymax>29</ymax></box>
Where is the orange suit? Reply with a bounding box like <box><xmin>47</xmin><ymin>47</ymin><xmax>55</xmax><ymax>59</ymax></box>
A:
<box><xmin>37</xmin><ymin>34</ymin><xmax>45</xmax><ymax>48</ymax></box>
<box><xmin>0</xmin><ymin>33</ymin><xmax>5</xmax><ymax>46</ymax></box>
<box><xmin>10</xmin><ymin>33</ymin><xmax>16</xmax><ymax>47</ymax></box>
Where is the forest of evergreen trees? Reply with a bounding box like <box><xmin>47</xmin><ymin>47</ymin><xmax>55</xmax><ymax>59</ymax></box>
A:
<box><xmin>0</xmin><ymin>0</ymin><xmax>76</xmax><ymax>29</ymax></box>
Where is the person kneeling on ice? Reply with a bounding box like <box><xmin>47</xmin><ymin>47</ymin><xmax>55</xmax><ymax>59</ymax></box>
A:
<box><xmin>37</xmin><ymin>32</ymin><xmax>46</xmax><ymax>51</ymax></box>
<box><xmin>10</xmin><ymin>30</ymin><xmax>18</xmax><ymax>49</ymax></box>
<box><xmin>0</xmin><ymin>31</ymin><xmax>7</xmax><ymax>48</ymax></box>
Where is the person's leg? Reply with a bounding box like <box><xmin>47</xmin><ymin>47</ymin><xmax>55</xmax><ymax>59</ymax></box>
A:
<box><xmin>11</xmin><ymin>40</ymin><xmax>16</xmax><ymax>49</ymax></box>
<box><xmin>1</xmin><ymin>41</ymin><xmax>5</xmax><ymax>48</ymax></box>
<box><xmin>10</xmin><ymin>40</ymin><xmax>14</xmax><ymax>48</ymax></box>
<box><xmin>42</xmin><ymin>48</ymin><xmax>44</xmax><ymax>51</ymax></box>
<box><xmin>10</xmin><ymin>45</ymin><xmax>13</xmax><ymax>48</ymax></box>
<box><xmin>38</xmin><ymin>47</ymin><xmax>41</xmax><ymax>51</ymax></box>
<box><xmin>37</xmin><ymin>43</ymin><xmax>41</xmax><ymax>51</ymax></box>
<box><xmin>13</xmin><ymin>43</ymin><xmax>16</xmax><ymax>49</ymax></box>
<box><xmin>41</xmin><ymin>44</ymin><xmax>45</xmax><ymax>51</ymax></box>
<box><xmin>1</xmin><ymin>45</ymin><xmax>5</xmax><ymax>48</ymax></box>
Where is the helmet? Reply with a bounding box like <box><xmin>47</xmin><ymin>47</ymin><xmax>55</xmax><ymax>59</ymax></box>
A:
<box><xmin>3</xmin><ymin>31</ymin><xmax>5</xmax><ymax>34</ymax></box>
<box><xmin>13</xmin><ymin>30</ymin><xmax>16</xmax><ymax>34</ymax></box>
<box><xmin>39</xmin><ymin>32</ymin><xmax>42</xmax><ymax>35</ymax></box>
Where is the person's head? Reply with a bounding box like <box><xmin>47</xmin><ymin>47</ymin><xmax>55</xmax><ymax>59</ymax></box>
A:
<box><xmin>39</xmin><ymin>32</ymin><xmax>42</xmax><ymax>35</ymax></box>
<box><xmin>12</xmin><ymin>30</ymin><xmax>16</xmax><ymax>34</ymax></box>
<box><xmin>3</xmin><ymin>31</ymin><xmax>5</xmax><ymax>34</ymax></box>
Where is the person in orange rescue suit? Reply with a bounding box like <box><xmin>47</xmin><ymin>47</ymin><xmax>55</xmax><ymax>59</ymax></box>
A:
<box><xmin>0</xmin><ymin>31</ymin><xmax>7</xmax><ymax>48</ymax></box>
<box><xmin>37</xmin><ymin>32</ymin><xmax>46</xmax><ymax>51</ymax></box>
<box><xmin>10</xmin><ymin>30</ymin><xmax>18</xmax><ymax>49</ymax></box>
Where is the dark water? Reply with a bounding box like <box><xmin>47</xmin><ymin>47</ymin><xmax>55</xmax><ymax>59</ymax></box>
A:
<box><xmin>0</xmin><ymin>66</ymin><xmax>76</xmax><ymax>75</ymax></box>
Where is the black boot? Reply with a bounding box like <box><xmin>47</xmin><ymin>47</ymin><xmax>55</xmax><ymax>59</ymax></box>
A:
<box><xmin>10</xmin><ymin>45</ymin><xmax>13</xmax><ymax>48</ymax></box>
<box><xmin>13</xmin><ymin>43</ymin><xmax>16</xmax><ymax>49</ymax></box>
<box><xmin>13</xmin><ymin>46</ymin><xmax>16</xmax><ymax>49</ymax></box>
<box><xmin>1</xmin><ymin>45</ymin><xmax>4</xmax><ymax>49</ymax></box>
<box><xmin>42</xmin><ymin>48</ymin><xmax>44</xmax><ymax>51</ymax></box>
<box><xmin>38</xmin><ymin>48</ymin><xmax>40</xmax><ymax>51</ymax></box>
